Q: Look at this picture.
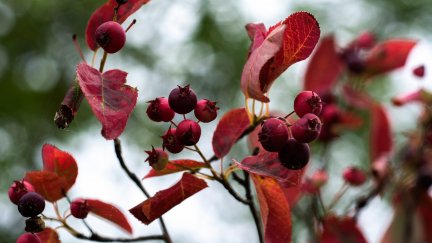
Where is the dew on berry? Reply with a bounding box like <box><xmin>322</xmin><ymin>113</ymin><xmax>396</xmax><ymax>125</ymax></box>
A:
<box><xmin>95</xmin><ymin>21</ymin><xmax>126</xmax><ymax>54</ymax></box>
<box><xmin>258</xmin><ymin>117</ymin><xmax>289</xmax><ymax>152</ymax></box>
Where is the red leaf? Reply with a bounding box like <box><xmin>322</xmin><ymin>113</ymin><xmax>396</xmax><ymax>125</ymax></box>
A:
<box><xmin>76</xmin><ymin>63</ymin><xmax>138</xmax><ymax>140</ymax></box>
<box><xmin>320</xmin><ymin>215</ymin><xmax>367</xmax><ymax>243</ymax></box>
<box><xmin>236</xmin><ymin>151</ymin><xmax>304</xmax><ymax>187</ymax></box>
<box><xmin>86</xmin><ymin>199</ymin><xmax>133</xmax><ymax>234</ymax></box>
<box><xmin>245</xmin><ymin>23</ymin><xmax>267</xmax><ymax>57</ymax></box>
<box><xmin>365</xmin><ymin>39</ymin><xmax>417</xmax><ymax>77</ymax></box>
<box><xmin>370</xmin><ymin>103</ymin><xmax>393</xmax><ymax>162</ymax></box>
<box><xmin>42</xmin><ymin>144</ymin><xmax>78</xmax><ymax>193</ymax></box>
<box><xmin>130</xmin><ymin>173</ymin><xmax>207</xmax><ymax>225</ymax></box>
<box><xmin>252</xmin><ymin>174</ymin><xmax>291</xmax><ymax>243</ymax></box>
<box><xmin>212</xmin><ymin>108</ymin><xmax>251</xmax><ymax>158</ymax></box>
<box><xmin>36</xmin><ymin>228</ymin><xmax>60</xmax><ymax>243</ymax></box>
<box><xmin>144</xmin><ymin>160</ymin><xmax>207</xmax><ymax>179</ymax></box>
<box><xmin>85</xmin><ymin>0</ymin><xmax>150</xmax><ymax>51</ymax></box>
<box><xmin>304</xmin><ymin>35</ymin><xmax>344</xmax><ymax>95</ymax></box>
<box><xmin>341</xmin><ymin>85</ymin><xmax>373</xmax><ymax>109</ymax></box>
<box><xmin>24</xmin><ymin>171</ymin><xmax>68</xmax><ymax>202</ymax></box>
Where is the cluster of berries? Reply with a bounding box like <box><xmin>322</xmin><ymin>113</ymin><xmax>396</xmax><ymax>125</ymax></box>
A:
<box><xmin>145</xmin><ymin>85</ymin><xmax>218</xmax><ymax>170</ymax></box>
<box><xmin>258</xmin><ymin>91</ymin><xmax>323</xmax><ymax>170</ymax></box>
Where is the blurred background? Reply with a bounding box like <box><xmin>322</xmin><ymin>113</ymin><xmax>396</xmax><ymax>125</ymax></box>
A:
<box><xmin>1</xmin><ymin>0</ymin><xmax>432</xmax><ymax>242</ymax></box>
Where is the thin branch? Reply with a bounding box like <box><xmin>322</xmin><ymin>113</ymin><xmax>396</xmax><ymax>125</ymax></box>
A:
<box><xmin>74</xmin><ymin>232</ymin><xmax>165</xmax><ymax>242</ymax></box>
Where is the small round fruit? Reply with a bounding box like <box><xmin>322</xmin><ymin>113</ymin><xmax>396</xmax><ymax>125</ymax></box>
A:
<box><xmin>258</xmin><ymin>118</ymin><xmax>289</xmax><ymax>152</ymax></box>
<box><xmin>146</xmin><ymin>97</ymin><xmax>175</xmax><ymax>122</ymax></box>
<box><xmin>168</xmin><ymin>85</ymin><xmax>197</xmax><ymax>114</ymax></box>
<box><xmin>145</xmin><ymin>146</ymin><xmax>169</xmax><ymax>171</ymax></box>
<box><xmin>161</xmin><ymin>127</ymin><xmax>185</xmax><ymax>153</ymax></box>
<box><xmin>95</xmin><ymin>21</ymin><xmax>126</xmax><ymax>54</ymax></box>
<box><xmin>25</xmin><ymin>216</ymin><xmax>45</xmax><ymax>233</ymax></box>
<box><xmin>194</xmin><ymin>99</ymin><xmax>219</xmax><ymax>123</ymax></box>
<box><xmin>294</xmin><ymin>91</ymin><xmax>322</xmax><ymax>117</ymax></box>
<box><xmin>278</xmin><ymin>139</ymin><xmax>310</xmax><ymax>170</ymax></box>
<box><xmin>176</xmin><ymin>119</ymin><xmax>201</xmax><ymax>146</ymax></box>
<box><xmin>70</xmin><ymin>199</ymin><xmax>90</xmax><ymax>219</ymax></box>
<box><xmin>8</xmin><ymin>180</ymin><xmax>35</xmax><ymax>205</ymax></box>
<box><xmin>343</xmin><ymin>167</ymin><xmax>367</xmax><ymax>186</ymax></box>
<box><xmin>291</xmin><ymin>113</ymin><xmax>322</xmax><ymax>143</ymax></box>
<box><xmin>16</xmin><ymin>233</ymin><xmax>41</xmax><ymax>243</ymax></box>
<box><xmin>17</xmin><ymin>192</ymin><xmax>45</xmax><ymax>217</ymax></box>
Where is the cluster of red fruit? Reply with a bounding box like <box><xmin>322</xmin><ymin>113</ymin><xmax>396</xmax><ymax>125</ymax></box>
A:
<box><xmin>258</xmin><ymin>91</ymin><xmax>323</xmax><ymax>170</ymax></box>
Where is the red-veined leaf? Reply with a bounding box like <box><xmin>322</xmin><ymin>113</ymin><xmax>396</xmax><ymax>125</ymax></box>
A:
<box><xmin>76</xmin><ymin>63</ymin><xmax>138</xmax><ymax>140</ymax></box>
<box><xmin>24</xmin><ymin>171</ymin><xmax>68</xmax><ymax>202</ymax></box>
<box><xmin>370</xmin><ymin>103</ymin><xmax>392</xmax><ymax>162</ymax></box>
<box><xmin>252</xmin><ymin>174</ymin><xmax>291</xmax><ymax>243</ymax></box>
<box><xmin>129</xmin><ymin>173</ymin><xmax>207</xmax><ymax>225</ymax></box>
<box><xmin>85</xmin><ymin>0</ymin><xmax>151</xmax><ymax>51</ymax></box>
<box><xmin>320</xmin><ymin>215</ymin><xmax>367</xmax><ymax>243</ymax></box>
<box><xmin>36</xmin><ymin>227</ymin><xmax>60</xmax><ymax>243</ymax></box>
<box><xmin>212</xmin><ymin>108</ymin><xmax>251</xmax><ymax>158</ymax></box>
<box><xmin>144</xmin><ymin>160</ymin><xmax>207</xmax><ymax>179</ymax></box>
<box><xmin>86</xmin><ymin>199</ymin><xmax>133</xmax><ymax>234</ymax></box>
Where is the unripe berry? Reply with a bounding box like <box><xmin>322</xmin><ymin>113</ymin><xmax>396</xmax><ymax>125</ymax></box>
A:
<box><xmin>258</xmin><ymin>118</ymin><xmax>289</xmax><ymax>152</ymax></box>
<box><xmin>176</xmin><ymin>119</ymin><xmax>201</xmax><ymax>146</ymax></box>
<box><xmin>278</xmin><ymin>139</ymin><xmax>310</xmax><ymax>170</ymax></box>
<box><xmin>17</xmin><ymin>192</ymin><xmax>45</xmax><ymax>218</ymax></box>
<box><xmin>145</xmin><ymin>146</ymin><xmax>169</xmax><ymax>171</ymax></box>
<box><xmin>291</xmin><ymin>113</ymin><xmax>322</xmax><ymax>143</ymax></box>
<box><xmin>343</xmin><ymin>167</ymin><xmax>367</xmax><ymax>186</ymax></box>
<box><xmin>16</xmin><ymin>233</ymin><xmax>41</xmax><ymax>243</ymax></box>
<box><xmin>95</xmin><ymin>21</ymin><xmax>126</xmax><ymax>54</ymax></box>
<box><xmin>194</xmin><ymin>99</ymin><xmax>219</xmax><ymax>123</ymax></box>
<box><xmin>294</xmin><ymin>91</ymin><xmax>322</xmax><ymax>118</ymax></box>
<box><xmin>70</xmin><ymin>199</ymin><xmax>90</xmax><ymax>219</ymax></box>
<box><xmin>146</xmin><ymin>97</ymin><xmax>175</xmax><ymax>122</ymax></box>
<box><xmin>8</xmin><ymin>180</ymin><xmax>35</xmax><ymax>205</ymax></box>
<box><xmin>168</xmin><ymin>85</ymin><xmax>197</xmax><ymax>114</ymax></box>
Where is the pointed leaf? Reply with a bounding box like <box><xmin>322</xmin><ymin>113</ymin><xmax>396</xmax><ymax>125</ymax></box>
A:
<box><xmin>212</xmin><ymin>108</ymin><xmax>251</xmax><ymax>158</ymax></box>
<box><xmin>76</xmin><ymin>63</ymin><xmax>138</xmax><ymax>140</ymax></box>
<box><xmin>321</xmin><ymin>215</ymin><xmax>367</xmax><ymax>243</ymax></box>
<box><xmin>24</xmin><ymin>171</ymin><xmax>68</xmax><ymax>202</ymax></box>
<box><xmin>37</xmin><ymin>228</ymin><xmax>60</xmax><ymax>243</ymax></box>
<box><xmin>370</xmin><ymin>103</ymin><xmax>392</xmax><ymax>162</ymax></box>
<box><xmin>86</xmin><ymin>199</ymin><xmax>133</xmax><ymax>234</ymax></box>
<box><xmin>252</xmin><ymin>174</ymin><xmax>291</xmax><ymax>243</ymax></box>
<box><xmin>144</xmin><ymin>160</ymin><xmax>207</xmax><ymax>179</ymax></box>
<box><xmin>130</xmin><ymin>173</ymin><xmax>207</xmax><ymax>225</ymax></box>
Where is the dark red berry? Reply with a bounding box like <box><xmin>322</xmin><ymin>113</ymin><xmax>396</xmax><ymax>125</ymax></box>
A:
<box><xmin>17</xmin><ymin>192</ymin><xmax>45</xmax><ymax>217</ymax></box>
<box><xmin>17</xmin><ymin>233</ymin><xmax>41</xmax><ymax>243</ymax></box>
<box><xmin>341</xmin><ymin>49</ymin><xmax>366</xmax><ymax>74</ymax></box>
<box><xmin>168</xmin><ymin>85</ymin><xmax>197</xmax><ymax>114</ymax></box>
<box><xmin>278</xmin><ymin>139</ymin><xmax>310</xmax><ymax>170</ymax></box>
<box><xmin>145</xmin><ymin>146</ymin><xmax>169</xmax><ymax>171</ymax></box>
<box><xmin>70</xmin><ymin>199</ymin><xmax>90</xmax><ymax>219</ymax></box>
<box><xmin>355</xmin><ymin>31</ymin><xmax>375</xmax><ymax>49</ymax></box>
<box><xmin>95</xmin><ymin>21</ymin><xmax>126</xmax><ymax>54</ymax></box>
<box><xmin>258</xmin><ymin>118</ymin><xmax>289</xmax><ymax>152</ymax></box>
<box><xmin>343</xmin><ymin>167</ymin><xmax>367</xmax><ymax>186</ymax></box>
<box><xmin>146</xmin><ymin>97</ymin><xmax>175</xmax><ymax>122</ymax></box>
<box><xmin>194</xmin><ymin>99</ymin><xmax>219</xmax><ymax>123</ymax></box>
<box><xmin>176</xmin><ymin>119</ymin><xmax>201</xmax><ymax>146</ymax></box>
<box><xmin>8</xmin><ymin>180</ymin><xmax>35</xmax><ymax>205</ymax></box>
<box><xmin>161</xmin><ymin>127</ymin><xmax>184</xmax><ymax>153</ymax></box>
<box><xmin>413</xmin><ymin>65</ymin><xmax>425</xmax><ymax>78</ymax></box>
<box><xmin>291</xmin><ymin>113</ymin><xmax>322</xmax><ymax>143</ymax></box>
<box><xmin>294</xmin><ymin>91</ymin><xmax>322</xmax><ymax>117</ymax></box>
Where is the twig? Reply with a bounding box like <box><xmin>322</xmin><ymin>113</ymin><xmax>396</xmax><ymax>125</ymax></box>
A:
<box><xmin>74</xmin><ymin>232</ymin><xmax>165</xmax><ymax>242</ymax></box>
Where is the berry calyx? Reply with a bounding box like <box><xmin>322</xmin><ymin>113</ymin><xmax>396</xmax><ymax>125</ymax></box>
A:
<box><xmin>70</xmin><ymin>199</ymin><xmax>90</xmax><ymax>219</ymax></box>
<box><xmin>161</xmin><ymin>127</ymin><xmax>184</xmax><ymax>153</ymax></box>
<box><xmin>343</xmin><ymin>167</ymin><xmax>367</xmax><ymax>186</ymax></box>
<box><xmin>8</xmin><ymin>180</ymin><xmax>35</xmax><ymax>205</ymax></box>
<box><xmin>17</xmin><ymin>192</ymin><xmax>45</xmax><ymax>218</ymax></box>
<box><xmin>95</xmin><ymin>21</ymin><xmax>126</xmax><ymax>54</ymax></box>
<box><xmin>291</xmin><ymin>113</ymin><xmax>322</xmax><ymax>143</ymax></box>
<box><xmin>168</xmin><ymin>85</ymin><xmax>197</xmax><ymax>114</ymax></box>
<box><xmin>176</xmin><ymin>119</ymin><xmax>201</xmax><ymax>146</ymax></box>
<box><xmin>294</xmin><ymin>91</ymin><xmax>322</xmax><ymax>118</ymax></box>
<box><xmin>258</xmin><ymin>118</ymin><xmax>289</xmax><ymax>152</ymax></box>
<box><xmin>146</xmin><ymin>97</ymin><xmax>175</xmax><ymax>122</ymax></box>
<box><xmin>145</xmin><ymin>146</ymin><xmax>169</xmax><ymax>171</ymax></box>
<box><xmin>194</xmin><ymin>99</ymin><xmax>219</xmax><ymax>123</ymax></box>
<box><xmin>16</xmin><ymin>233</ymin><xmax>41</xmax><ymax>243</ymax></box>
<box><xmin>278</xmin><ymin>139</ymin><xmax>310</xmax><ymax>170</ymax></box>
<box><xmin>25</xmin><ymin>216</ymin><xmax>45</xmax><ymax>233</ymax></box>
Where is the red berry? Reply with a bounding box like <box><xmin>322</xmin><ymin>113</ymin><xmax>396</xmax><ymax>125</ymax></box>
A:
<box><xmin>294</xmin><ymin>91</ymin><xmax>322</xmax><ymax>117</ymax></box>
<box><xmin>95</xmin><ymin>21</ymin><xmax>126</xmax><ymax>54</ymax></box>
<box><xmin>18</xmin><ymin>192</ymin><xmax>45</xmax><ymax>217</ymax></box>
<box><xmin>355</xmin><ymin>31</ymin><xmax>375</xmax><ymax>49</ymax></box>
<box><xmin>145</xmin><ymin>146</ymin><xmax>169</xmax><ymax>171</ymax></box>
<box><xmin>310</xmin><ymin>169</ymin><xmax>328</xmax><ymax>187</ymax></box>
<box><xmin>8</xmin><ymin>180</ymin><xmax>35</xmax><ymax>205</ymax></box>
<box><xmin>146</xmin><ymin>97</ymin><xmax>175</xmax><ymax>122</ymax></box>
<box><xmin>70</xmin><ymin>199</ymin><xmax>90</xmax><ymax>219</ymax></box>
<box><xmin>340</xmin><ymin>49</ymin><xmax>366</xmax><ymax>74</ymax></box>
<box><xmin>258</xmin><ymin>118</ymin><xmax>289</xmax><ymax>152</ymax></box>
<box><xmin>168</xmin><ymin>85</ymin><xmax>197</xmax><ymax>114</ymax></box>
<box><xmin>161</xmin><ymin>127</ymin><xmax>184</xmax><ymax>153</ymax></box>
<box><xmin>413</xmin><ymin>65</ymin><xmax>425</xmax><ymax>78</ymax></box>
<box><xmin>343</xmin><ymin>167</ymin><xmax>367</xmax><ymax>186</ymax></box>
<box><xmin>278</xmin><ymin>139</ymin><xmax>310</xmax><ymax>170</ymax></box>
<box><xmin>291</xmin><ymin>113</ymin><xmax>322</xmax><ymax>143</ymax></box>
<box><xmin>194</xmin><ymin>99</ymin><xmax>219</xmax><ymax>123</ymax></box>
<box><xmin>176</xmin><ymin>119</ymin><xmax>201</xmax><ymax>146</ymax></box>
<box><xmin>17</xmin><ymin>233</ymin><xmax>41</xmax><ymax>243</ymax></box>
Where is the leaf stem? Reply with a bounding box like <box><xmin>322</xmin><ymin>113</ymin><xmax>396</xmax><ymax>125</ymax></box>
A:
<box><xmin>326</xmin><ymin>183</ymin><xmax>349</xmax><ymax>211</ymax></box>
<box><xmin>99</xmin><ymin>51</ymin><xmax>108</xmax><ymax>73</ymax></box>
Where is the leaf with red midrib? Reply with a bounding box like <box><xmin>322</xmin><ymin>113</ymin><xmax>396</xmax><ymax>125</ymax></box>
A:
<box><xmin>24</xmin><ymin>171</ymin><xmax>68</xmax><ymax>202</ymax></box>
<box><xmin>86</xmin><ymin>199</ymin><xmax>133</xmax><ymax>234</ymax></box>
<box><xmin>76</xmin><ymin>63</ymin><xmax>137</xmax><ymax>140</ymax></box>
<box><xmin>37</xmin><ymin>228</ymin><xmax>60</xmax><ymax>243</ymax></box>
<box><xmin>370</xmin><ymin>103</ymin><xmax>392</xmax><ymax>162</ymax></box>
<box><xmin>130</xmin><ymin>173</ymin><xmax>207</xmax><ymax>225</ymax></box>
<box><xmin>144</xmin><ymin>160</ymin><xmax>207</xmax><ymax>179</ymax></box>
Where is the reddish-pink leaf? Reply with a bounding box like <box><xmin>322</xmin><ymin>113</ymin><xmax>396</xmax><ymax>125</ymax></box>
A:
<box><xmin>86</xmin><ymin>0</ymin><xmax>151</xmax><ymax>51</ymax></box>
<box><xmin>304</xmin><ymin>35</ymin><xmax>344</xmax><ymax>95</ymax></box>
<box><xmin>320</xmin><ymin>215</ymin><xmax>367</xmax><ymax>243</ymax></box>
<box><xmin>37</xmin><ymin>228</ymin><xmax>60</xmax><ymax>243</ymax></box>
<box><xmin>130</xmin><ymin>173</ymin><xmax>207</xmax><ymax>225</ymax></box>
<box><xmin>365</xmin><ymin>39</ymin><xmax>417</xmax><ymax>77</ymax></box>
<box><xmin>245</xmin><ymin>23</ymin><xmax>267</xmax><ymax>57</ymax></box>
<box><xmin>24</xmin><ymin>171</ymin><xmax>68</xmax><ymax>202</ymax></box>
<box><xmin>76</xmin><ymin>63</ymin><xmax>138</xmax><ymax>140</ymax></box>
<box><xmin>144</xmin><ymin>160</ymin><xmax>207</xmax><ymax>179</ymax></box>
<box><xmin>370</xmin><ymin>103</ymin><xmax>393</xmax><ymax>162</ymax></box>
<box><xmin>252</xmin><ymin>174</ymin><xmax>291</xmax><ymax>243</ymax></box>
<box><xmin>341</xmin><ymin>85</ymin><xmax>373</xmax><ymax>109</ymax></box>
<box><xmin>86</xmin><ymin>199</ymin><xmax>133</xmax><ymax>234</ymax></box>
<box><xmin>212</xmin><ymin>108</ymin><xmax>251</xmax><ymax>158</ymax></box>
